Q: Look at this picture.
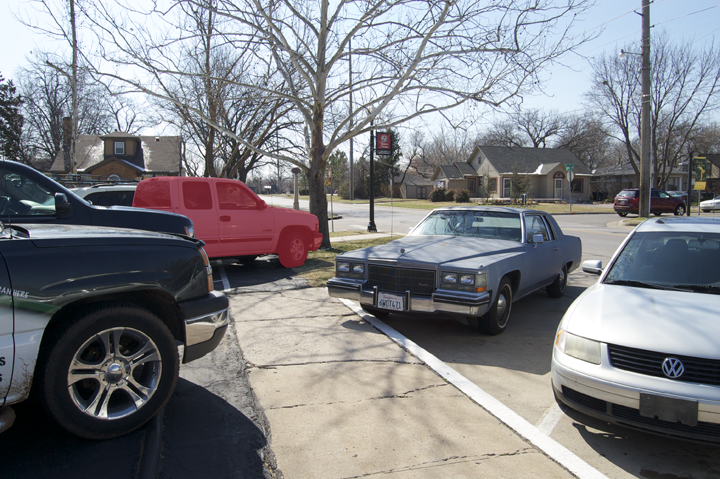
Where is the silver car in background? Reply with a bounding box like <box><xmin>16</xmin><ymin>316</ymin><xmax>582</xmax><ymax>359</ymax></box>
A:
<box><xmin>552</xmin><ymin>216</ymin><xmax>720</xmax><ymax>443</ymax></box>
<box><xmin>328</xmin><ymin>206</ymin><xmax>581</xmax><ymax>335</ymax></box>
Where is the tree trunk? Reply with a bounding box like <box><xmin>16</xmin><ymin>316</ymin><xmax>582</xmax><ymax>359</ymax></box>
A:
<box><xmin>308</xmin><ymin>147</ymin><xmax>330</xmax><ymax>249</ymax></box>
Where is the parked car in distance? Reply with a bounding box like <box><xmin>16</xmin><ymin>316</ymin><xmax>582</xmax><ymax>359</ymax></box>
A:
<box><xmin>327</xmin><ymin>206</ymin><xmax>581</xmax><ymax>335</ymax></box>
<box><xmin>132</xmin><ymin>176</ymin><xmax>323</xmax><ymax>267</ymax></box>
<box><xmin>0</xmin><ymin>160</ymin><xmax>194</xmax><ymax>237</ymax></box>
<box><xmin>552</xmin><ymin>216</ymin><xmax>720</xmax><ymax>443</ymax></box>
<box><xmin>71</xmin><ymin>183</ymin><xmax>137</xmax><ymax>207</ymax></box>
<box><xmin>700</xmin><ymin>194</ymin><xmax>720</xmax><ymax>212</ymax></box>
<box><xmin>667</xmin><ymin>190</ymin><xmax>688</xmax><ymax>199</ymax></box>
<box><xmin>613</xmin><ymin>188</ymin><xmax>686</xmax><ymax>217</ymax></box>
<box><xmin>0</xmin><ymin>222</ymin><xmax>228</xmax><ymax>439</ymax></box>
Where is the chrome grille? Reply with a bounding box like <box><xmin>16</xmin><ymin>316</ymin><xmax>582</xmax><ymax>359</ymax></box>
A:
<box><xmin>368</xmin><ymin>265</ymin><xmax>435</xmax><ymax>295</ymax></box>
<box><xmin>608</xmin><ymin>344</ymin><xmax>720</xmax><ymax>386</ymax></box>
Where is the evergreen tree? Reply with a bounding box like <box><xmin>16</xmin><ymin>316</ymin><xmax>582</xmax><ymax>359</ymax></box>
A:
<box><xmin>0</xmin><ymin>74</ymin><xmax>23</xmax><ymax>160</ymax></box>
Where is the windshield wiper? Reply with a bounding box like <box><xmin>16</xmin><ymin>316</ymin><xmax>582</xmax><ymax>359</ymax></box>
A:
<box><xmin>671</xmin><ymin>285</ymin><xmax>720</xmax><ymax>294</ymax></box>
<box><xmin>604</xmin><ymin>280</ymin><xmax>691</xmax><ymax>292</ymax></box>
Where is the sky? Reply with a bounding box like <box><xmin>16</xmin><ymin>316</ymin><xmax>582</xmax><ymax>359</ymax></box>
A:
<box><xmin>1</xmin><ymin>0</ymin><xmax>719</xmax><ymax>126</ymax></box>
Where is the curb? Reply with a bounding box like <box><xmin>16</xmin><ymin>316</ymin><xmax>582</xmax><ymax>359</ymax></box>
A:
<box><xmin>138</xmin><ymin>408</ymin><xmax>164</xmax><ymax>479</ymax></box>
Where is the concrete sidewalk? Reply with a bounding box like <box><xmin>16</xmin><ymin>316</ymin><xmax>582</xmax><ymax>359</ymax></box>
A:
<box><xmin>227</xmin><ymin>288</ymin><xmax>597</xmax><ymax>478</ymax></box>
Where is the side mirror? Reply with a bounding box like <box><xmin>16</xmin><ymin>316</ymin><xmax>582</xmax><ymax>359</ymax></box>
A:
<box><xmin>259</xmin><ymin>200</ymin><xmax>267</xmax><ymax>210</ymax></box>
<box><xmin>531</xmin><ymin>233</ymin><xmax>545</xmax><ymax>244</ymax></box>
<box><xmin>55</xmin><ymin>193</ymin><xmax>73</xmax><ymax>218</ymax></box>
<box><xmin>582</xmin><ymin>259</ymin><xmax>603</xmax><ymax>275</ymax></box>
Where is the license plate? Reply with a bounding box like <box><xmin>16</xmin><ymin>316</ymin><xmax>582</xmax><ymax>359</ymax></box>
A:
<box><xmin>377</xmin><ymin>292</ymin><xmax>404</xmax><ymax>311</ymax></box>
<box><xmin>639</xmin><ymin>393</ymin><xmax>698</xmax><ymax>426</ymax></box>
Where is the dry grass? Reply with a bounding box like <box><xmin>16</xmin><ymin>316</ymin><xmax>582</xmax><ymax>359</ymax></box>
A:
<box><xmin>295</xmin><ymin>236</ymin><xmax>400</xmax><ymax>287</ymax></box>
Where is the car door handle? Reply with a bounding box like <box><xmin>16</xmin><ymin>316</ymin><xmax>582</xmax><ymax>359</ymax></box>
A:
<box><xmin>220</xmin><ymin>216</ymin><xmax>231</xmax><ymax>222</ymax></box>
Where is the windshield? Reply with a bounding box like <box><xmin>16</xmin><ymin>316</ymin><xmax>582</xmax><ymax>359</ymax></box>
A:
<box><xmin>616</xmin><ymin>190</ymin><xmax>637</xmax><ymax>198</ymax></box>
<box><xmin>410</xmin><ymin>210</ymin><xmax>522</xmax><ymax>242</ymax></box>
<box><xmin>605</xmin><ymin>231</ymin><xmax>720</xmax><ymax>293</ymax></box>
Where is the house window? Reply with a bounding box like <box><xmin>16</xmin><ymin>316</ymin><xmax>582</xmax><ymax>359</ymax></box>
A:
<box><xmin>114</xmin><ymin>141</ymin><xmax>125</xmax><ymax>155</ymax></box>
<box><xmin>487</xmin><ymin>178</ymin><xmax>497</xmax><ymax>193</ymax></box>
<box><xmin>468</xmin><ymin>178</ymin><xmax>476</xmax><ymax>192</ymax></box>
<box><xmin>571</xmin><ymin>179</ymin><xmax>583</xmax><ymax>193</ymax></box>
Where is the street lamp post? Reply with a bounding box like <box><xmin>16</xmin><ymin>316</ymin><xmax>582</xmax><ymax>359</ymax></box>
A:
<box><xmin>367</xmin><ymin>126</ymin><xmax>377</xmax><ymax>232</ymax></box>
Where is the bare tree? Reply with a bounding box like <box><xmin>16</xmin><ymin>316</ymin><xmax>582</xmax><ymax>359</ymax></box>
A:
<box><xmin>586</xmin><ymin>31</ymin><xmax>720</xmax><ymax>188</ymax></box>
<box><xmin>87</xmin><ymin>0</ymin><xmax>594</xmax><ymax>247</ymax></box>
<box><xmin>409</xmin><ymin>126</ymin><xmax>476</xmax><ymax>176</ymax></box>
<box><xmin>555</xmin><ymin>114</ymin><xmax>613</xmax><ymax>171</ymax></box>
<box><xmin>478</xmin><ymin>108</ymin><xmax>570</xmax><ymax>148</ymax></box>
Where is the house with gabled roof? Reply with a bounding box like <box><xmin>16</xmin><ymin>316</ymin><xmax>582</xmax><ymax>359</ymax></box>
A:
<box><xmin>48</xmin><ymin>131</ymin><xmax>184</xmax><ymax>181</ymax></box>
<box><xmin>431</xmin><ymin>145</ymin><xmax>592</xmax><ymax>201</ymax></box>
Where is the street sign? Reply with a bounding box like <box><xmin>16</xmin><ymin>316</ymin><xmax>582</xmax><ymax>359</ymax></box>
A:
<box><xmin>567</xmin><ymin>171</ymin><xmax>575</xmax><ymax>182</ymax></box>
<box><xmin>565</xmin><ymin>163</ymin><xmax>574</xmax><ymax>171</ymax></box>
<box><xmin>376</xmin><ymin>132</ymin><xmax>392</xmax><ymax>156</ymax></box>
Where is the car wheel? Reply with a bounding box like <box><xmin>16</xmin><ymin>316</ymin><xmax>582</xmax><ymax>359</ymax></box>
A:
<box><xmin>653</xmin><ymin>212</ymin><xmax>662</xmax><ymax>216</ymax></box>
<box><xmin>617</xmin><ymin>212</ymin><xmax>628</xmax><ymax>217</ymax></box>
<box><xmin>674</xmin><ymin>204</ymin><xmax>686</xmax><ymax>216</ymax></box>
<box><xmin>546</xmin><ymin>264</ymin><xmax>568</xmax><ymax>298</ymax></box>
<box><xmin>479</xmin><ymin>278</ymin><xmax>512</xmax><ymax>335</ymax></box>
<box><xmin>278</xmin><ymin>229</ymin><xmax>308</xmax><ymax>268</ymax></box>
<box><xmin>35</xmin><ymin>303</ymin><xmax>179</xmax><ymax>440</ymax></box>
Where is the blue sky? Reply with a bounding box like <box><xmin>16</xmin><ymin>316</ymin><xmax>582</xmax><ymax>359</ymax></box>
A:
<box><xmin>2</xmin><ymin>0</ymin><xmax>718</xmax><ymax>118</ymax></box>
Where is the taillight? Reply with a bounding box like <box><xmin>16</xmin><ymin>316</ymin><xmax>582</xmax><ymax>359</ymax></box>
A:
<box><xmin>200</xmin><ymin>247</ymin><xmax>213</xmax><ymax>292</ymax></box>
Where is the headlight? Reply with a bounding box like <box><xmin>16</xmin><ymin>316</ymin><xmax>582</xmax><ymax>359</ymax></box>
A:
<box><xmin>555</xmin><ymin>329</ymin><xmax>601</xmax><ymax>365</ymax></box>
<box><xmin>335</xmin><ymin>260</ymin><xmax>365</xmax><ymax>279</ymax></box>
<box><xmin>441</xmin><ymin>272</ymin><xmax>457</xmax><ymax>284</ymax></box>
<box><xmin>459</xmin><ymin>274</ymin><xmax>475</xmax><ymax>285</ymax></box>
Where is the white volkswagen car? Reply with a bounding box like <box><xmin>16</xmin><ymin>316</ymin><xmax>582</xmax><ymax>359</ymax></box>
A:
<box><xmin>552</xmin><ymin>216</ymin><xmax>720</xmax><ymax>443</ymax></box>
<box><xmin>700</xmin><ymin>194</ymin><xmax>720</xmax><ymax>212</ymax></box>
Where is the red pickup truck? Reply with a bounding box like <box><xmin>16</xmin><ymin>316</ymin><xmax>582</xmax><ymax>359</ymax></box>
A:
<box><xmin>133</xmin><ymin>177</ymin><xmax>322</xmax><ymax>267</ymax></box>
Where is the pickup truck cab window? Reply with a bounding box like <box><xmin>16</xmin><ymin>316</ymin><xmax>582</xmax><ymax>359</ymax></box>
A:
<box><xmin>0</xmin><ymin>171</ymin><xmax>56</xmax><ymax>217</ymax></box>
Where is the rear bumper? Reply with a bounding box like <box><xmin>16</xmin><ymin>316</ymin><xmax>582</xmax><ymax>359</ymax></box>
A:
<box><xmin>327</xmin><ymin>277</ymin><xmax>492</xmax><ymax>316</ymax></box>
<box><xmin>178</xmin><ymin>290</ymin><xmax>229</xmax><ymax>363</ymax></box>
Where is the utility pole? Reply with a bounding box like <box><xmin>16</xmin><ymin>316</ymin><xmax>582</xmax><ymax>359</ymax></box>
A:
<box><xmin>349</xmin><ymin>38</ymin><xmax>354</xmax><ymax>200</ymax></box>
<box><xmin>638</xmin><ymin>0</ymin><xmax>652</xmax><ymax>218</ymax></box>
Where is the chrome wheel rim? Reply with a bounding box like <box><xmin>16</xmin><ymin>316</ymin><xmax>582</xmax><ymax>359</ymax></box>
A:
<box><xmin>67</xmin><ymin>327</ymin><xmax>162</xmax><ymax>420</ymax></box>
<box><xmin>496</xmin><ymin>286</ymin><xmax>511</xmax><ymax>328</ymax></box>
<box><xmin>289</xmin><ymin>237</ymin><xmax>304</xmax><ymax>261</ymax></box>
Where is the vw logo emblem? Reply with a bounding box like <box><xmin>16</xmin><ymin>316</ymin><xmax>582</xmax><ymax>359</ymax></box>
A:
<box><xmin>662</xmin><ymin>357</ymin><xmax>685</xmax><ymax>379</ymax></box>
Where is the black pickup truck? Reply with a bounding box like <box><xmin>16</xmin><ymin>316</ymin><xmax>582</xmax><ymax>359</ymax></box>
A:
<box><xmin>0</xmin><ymin>222</ymin><xmax>228</xmax><ymax>439</ymax></box>
<box><xmin>0</xmin><ymin>160</ymin><xmax>194</xmax><ymax>236</ymax></box>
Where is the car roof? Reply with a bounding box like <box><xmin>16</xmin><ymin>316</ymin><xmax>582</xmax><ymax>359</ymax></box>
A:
<box><xmin>71</xmin><ymin>184</ymin><xmax>137</xmax><ymax>195</ymax></box>
<box><xmin>430</xmin><ymin>205</ymin><xmax>541</xmax><ymax>214</ymax></box>
<box><xmin>635</xmin><ymin>216</ymin><xmax>720</xmax><ymax>234</ymax></box>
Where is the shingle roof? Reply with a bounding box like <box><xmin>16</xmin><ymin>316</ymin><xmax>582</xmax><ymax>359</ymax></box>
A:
<box><xmin>477</xmin><ymin>146</ymin><xmax>591</xmax><ymax>175</ymax></box>
<box><xmin>49</xmin><ymin>134</ymin><xmax>182</xmax><ymax>174</ymax></box>
<box><xmin>594</xmin><ymin>162</ymin><xmax>638</xmax><ymax>177</ymax></box>
<box><xmin>439</xmin><ymin>164</ymin><xmax>463</xmax><ymax>179</ymax></box>
<box><xmin>454</xmin><ymin>162</ymin><xmax>477</xmax><ymax>176</ymax></box>
<box><xmin>396</xmin><ymin>173</ymin><xmax>434</xmax><ymax>186</ymax></box>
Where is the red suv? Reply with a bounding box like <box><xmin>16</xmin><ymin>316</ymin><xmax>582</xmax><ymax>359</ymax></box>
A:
<box><xmin>613</xmin><ymin>188</ymin><xmax>686</xmax><ymax>217</ymax></box>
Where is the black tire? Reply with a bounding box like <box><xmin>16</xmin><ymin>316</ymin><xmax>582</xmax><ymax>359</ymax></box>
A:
<box><xmin>702</xmin><ymin>209</ymin><xmax>711</xmax><ymax>213</ymax></box>
<box><xmin>674</xmin><ymin>204</ymin><xmax>686</xmax><ymax>216</ymax></box>
<box><xmin>278</xmin><ymin>229</ymin><xmax>308</xmax><ymax>268</ymax></box>
<box><xmin>361</xmin><ymin>305</ymin><xmax>390</xmax><ymax>319</ymax></box>
<box><xmin>546</xmin><ymin>264</ymin><xmax>568</xmax><ymax>298</ymax></box>
<box><xmin>479</xmin><ymin>278</ymin><xmax>512</xmax><ymax>335</ymax></box>
<box><xmin>35</xmin><ymin>303</ymin><xmax>179</xmax><ymax>440</ymax></box>
<box><xmin>653</xmin><ymin>211</ymin><xmax>662</xmax><ymax>216</ymax></box>
<box><xmin>617</xmin><ymin>212</ymin><xmax>628</xmax><ymax>217</ymax></box>
<box><xmin>236</xmin><ymin>255</ymin><xmax>258</xmax><ymax>264</ymax></box>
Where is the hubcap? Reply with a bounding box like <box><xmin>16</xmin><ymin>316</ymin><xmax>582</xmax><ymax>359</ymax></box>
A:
<box><xmin>290</xmin><ymin>238</ymin><xmax>304</xmax><ymax>260</ymax></box>
<box><xmin>496</xmin><ymin>286</ymin><xmax>511</xmax><ymax>327</ymax></box>
<box><xmin>67</xmin><ymin>327</ymin><xmax>162</xmax><ymax>420</ymax></box>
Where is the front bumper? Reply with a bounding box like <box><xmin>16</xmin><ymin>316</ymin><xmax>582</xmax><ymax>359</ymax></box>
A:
<box><xmin>310</xmin><ymin>232</ymin><xmax>323</xmax><ymax>251</ymax></box>
<box><xmin>178</xmin><ymin>290</ymin><xmax>229</xmax><ymax>363</ymax></box>
<box><xmin>552</xmin><ymin>346</ymin><xmax>720</xmax><ymax>443</ymax></box>
<box><xmin>327</xmin><ymin>277</ymin><xmax>492</xmax><ymax>316</ymax></box>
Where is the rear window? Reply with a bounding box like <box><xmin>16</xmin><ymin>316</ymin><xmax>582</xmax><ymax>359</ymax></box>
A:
<box><xmin>134</xmin><ymin>180</ymin><xmax>171</xmax><ymax>207</ymax></box>
<box><xmin>182</xmin><ymin>181</ymin><xmax>213</xmax><ymax>210</ymax></box>
<box><xmin>616</xmin><ymin>190</ymin><xmax>637</xmax><ymax>198</ymax></box>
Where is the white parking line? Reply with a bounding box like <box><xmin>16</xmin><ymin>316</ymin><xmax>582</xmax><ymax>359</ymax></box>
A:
<box><xmin>536</xmin><ymin>403</ymin><xmax>566</xmax><ymax>436</ymax></box>
<box><xmin>215</xmin><ymin>259</ymin><xmax>231</xmax><ymax>291</ymax></box>
<box><xmin>338</xmin><ymin>298</ymin><xmax>607</xmax><ymax>479</ymax></box>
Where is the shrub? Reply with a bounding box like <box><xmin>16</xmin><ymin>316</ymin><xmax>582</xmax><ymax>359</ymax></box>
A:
<box><xmin>430</xmin><ymin>188</ymin><xmax>446</xmax><ymax>202</ymax></box>
<box><xmin>299</xmin><ymin>189</ymin><xmax>310</xmax><ymax>196</ymax></box>
<box><xmin>454</xmin><ymin>189</ymin><xmax>470</xmax><ymax>203</ymax></box>
<box><xmin>444</xmin><ymin>189</ymin><xmax>455</xmax><ymax>202</ymax></box>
